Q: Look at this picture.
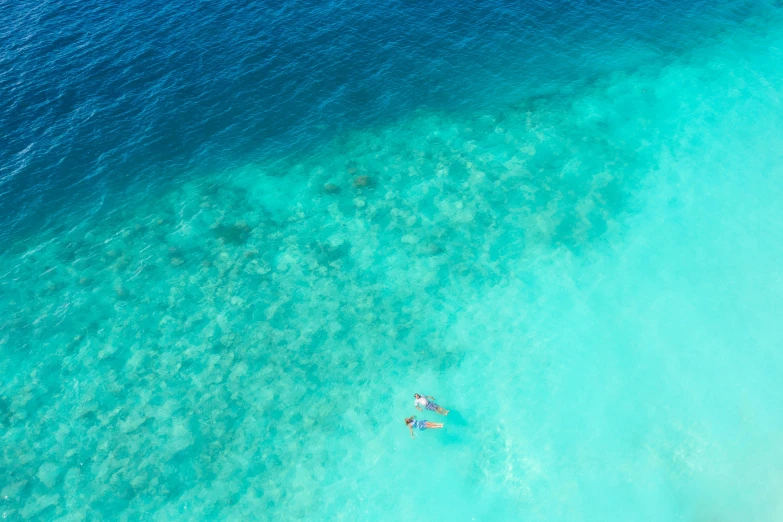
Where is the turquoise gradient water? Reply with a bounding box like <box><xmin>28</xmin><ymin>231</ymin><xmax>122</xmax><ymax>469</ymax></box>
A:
<box><xmin>3</xmin><ymin>3</ymin><xmax>783</xmax><ymax>521</ymax></box>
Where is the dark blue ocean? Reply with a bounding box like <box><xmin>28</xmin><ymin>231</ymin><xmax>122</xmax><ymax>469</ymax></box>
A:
<box><xmin>0</xmin><ymin>0</ymin><xmax>765</xmax><ymax>242</ymax></box>
<box><xmin>2</xmin><ymin>0</ymin><xmax>783</xmax><ymax>519</ymax></box>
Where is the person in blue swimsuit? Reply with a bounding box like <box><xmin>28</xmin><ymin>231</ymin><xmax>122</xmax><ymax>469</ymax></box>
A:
<box><xmin>405</xmin><ymin>416</ymin><xmax>443</xmax><ymax>438</ymax></box>
<box><xmin>414</xmin><ymin>393</ymin><xmax>449</xmax><ymax>415</ymax></box>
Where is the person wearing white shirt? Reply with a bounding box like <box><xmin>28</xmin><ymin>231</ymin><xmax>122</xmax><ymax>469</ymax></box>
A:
<box><xmin>413</xmin><ymin>393</ymin><xmax>449</xmax><ymax>415</ymax></box>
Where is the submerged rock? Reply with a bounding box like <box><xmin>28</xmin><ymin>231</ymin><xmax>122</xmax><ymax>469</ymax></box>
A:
<box><xmin>353</xmin><ymin>175</ymin><xmax>372</xmax><ymax>188</ymax></box>
<box><xmin>323</xmin><ymin>183</ymin><xmax>340</xmax><ymax>194</ymax></box>
<box><xmin>424</xmin><ymin>243</ymin><xmax>444</xmax><ymax>256</ymax></box>
<box><xmin>115</xmin><ymin>285</ymin><xmax>130</xmax><ymax>299</ymax></box>
<box><xmin>212</xmin><ymin>222</ymin><xmax>251</xmax><ymax>245</ymax></box>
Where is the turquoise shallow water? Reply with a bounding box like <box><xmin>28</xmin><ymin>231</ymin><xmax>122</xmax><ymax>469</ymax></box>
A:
<box><xmin>3</xmin><ymin>6</ymin><xmax>783</xmax><ymax>521</ymax></box>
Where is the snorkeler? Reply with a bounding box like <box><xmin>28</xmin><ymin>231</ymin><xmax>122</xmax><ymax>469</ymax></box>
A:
<box><xmin>405</xmin><ymin>416</ymin><xmax>443</xmax><ymax>438</ymax></box>
<box><xmin>414</xmin><ymin>393</ymin><xmax>449</xmax><ymax>415</ymax></box>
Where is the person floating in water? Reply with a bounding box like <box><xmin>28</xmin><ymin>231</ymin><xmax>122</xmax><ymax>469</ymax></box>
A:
<box><xmin>405</xmin><ymin>416</ymin><xmax>443</xmax><ymax>438</ymax></box>
<box><xmin>414</xmin><ymin>393</ymin><xmax>449</xmax><ymax>415</ymax></box>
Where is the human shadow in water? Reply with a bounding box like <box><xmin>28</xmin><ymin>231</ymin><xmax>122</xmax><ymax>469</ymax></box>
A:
<box><xmin>446</xmin><ymin>410</ymin><xmax>468</xmax><ymax>426</ymax></box>
<box><xmin>439</xmin><ymin>410</ymin><xmax>469</xmax><ymax>445</ymax></box>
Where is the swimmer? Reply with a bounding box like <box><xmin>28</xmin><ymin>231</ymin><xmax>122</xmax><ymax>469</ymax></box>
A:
<box><xmin>414</xmin><ymin>393</ymin><xmax>449</xmax><ymax>415</ymax></box>
<box><xmin>405</xmin><ymin>416</ymin><xmax>443</xmax><ymax>438</ymax></box>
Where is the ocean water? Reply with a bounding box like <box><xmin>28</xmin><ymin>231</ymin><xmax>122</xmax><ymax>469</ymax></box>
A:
<box><xmin>2</xmin><ymin>0</ymin><xmax>783</xmax><ymax>520</ymax></box>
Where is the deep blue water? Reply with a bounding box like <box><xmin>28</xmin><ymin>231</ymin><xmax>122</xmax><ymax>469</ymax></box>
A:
<box><xmin>0</xmin><ymin>0</ymin><xmax>765</xmax><ymax>244</ymax></box>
